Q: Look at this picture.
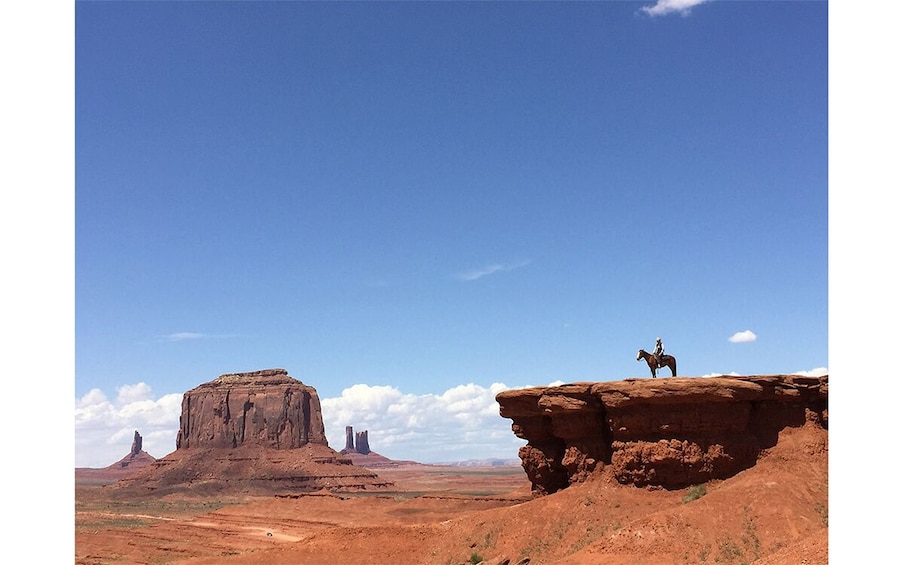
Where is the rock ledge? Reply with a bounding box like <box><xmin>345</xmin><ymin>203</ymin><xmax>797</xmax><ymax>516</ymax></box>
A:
<box><xmin>496</xmin><ymin>375</ymin><xmax>827</xmax><ymax>494</ymax></box>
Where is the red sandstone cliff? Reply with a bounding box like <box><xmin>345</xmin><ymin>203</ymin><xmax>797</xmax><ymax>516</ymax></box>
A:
<box><xmin>176</xmin><ymin>368</ymin><xmax>327</xmax><ymax>449</ymax></box>
<box><xmin>114</xmin><ymin>369</ymin><xmax>392</xmax><ymax>495</ymax></box>
<box><xmin>496</xmin><ymin>374</ymin><xmax>827</xmax><ymax>495</ymax></box>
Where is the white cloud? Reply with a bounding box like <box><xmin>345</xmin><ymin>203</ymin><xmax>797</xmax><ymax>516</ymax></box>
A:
<box><xmin>320</xmin><ymin>382</ymin><xmax>529</xmax><ymax>463</ymax></box>
<box><xmin>701</xmin><ymin>369</ymin><xmax>828</xmax><ymax>378</ymax></box>
<box><xmin>115</xmin><ymin>382</ymin><xmax>153</xmax><ymax>405</ymax></box>
<box><xmin>793</xmin><ymin>367</ymin><xmax>829</xmax><ymax>377</ymax></box>
<box><xmin>74</xmin><ymin>378</ymin><xmax>562</xmax><ymax>468</ymax></box>
<box><xmin>75</xmin><ymin>384</ymin><xmax>182</xmax><ymax>467</ymax></box>
<box><xmin>456</xmin><ymin>260</ymin><xmax>531</xmax><ymax>282</ymax></box>
<box><xmin>76</xmin><ymin>388</ymin><xmax>109</xmax><ymax>409</ymax></box>
<box><xmin>729</xmin><ymin>330</ymin><xmax>757</xmax><ymax>343</ymax></box>
<box><xmin>641</xmin><ymin>0</ymin><xmax>710</xmax><ymax>17</ymax></box>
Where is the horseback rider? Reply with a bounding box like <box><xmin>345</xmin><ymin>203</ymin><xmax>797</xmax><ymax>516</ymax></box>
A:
<box><xmin>653</xmin><ymin>337</ymin><xmax>664</xmax><ymax>364</ymax></box>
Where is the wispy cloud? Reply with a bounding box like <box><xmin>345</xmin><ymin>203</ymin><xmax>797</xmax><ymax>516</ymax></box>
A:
<box><xmin>456</xmin><ymin>259</ymin><xmax>531</xmax><ymax>282</ymax></box>
<box><xmin>162</xmin><ymin>332</ymin><xmax>206</xmax><ymax>341</ymax></box>
<box><xmin>641</xmin><ymin>0</ymin><xmax>710</xmax><ymax>17</ymax></box>
<box><xmin>159</xmin><ymin>332</ymin><xmax>239</xmax><ymax>342</ymax></box>
<box><xmin>728</xmin><ymin>330</ymin><xmax>757</xmax><ymax>344</ymax></box>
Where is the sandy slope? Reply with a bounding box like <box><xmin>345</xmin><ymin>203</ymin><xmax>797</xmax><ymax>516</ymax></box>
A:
<box><xmin>76</xmin><ymin>422</ymin><xmax>827</xmax><ymax>565</ymax></box>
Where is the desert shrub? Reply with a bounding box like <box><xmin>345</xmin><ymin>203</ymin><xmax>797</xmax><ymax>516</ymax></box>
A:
<box><xmin>469</xmin><ymin>551</ymin><xmax>483</xmax><ymax>564</ymax></box>
<box><xmin>815</xmin><ymin>502</ymin><xmax>828</xmax><ymax>527</ymax></box>
<box><xmin>682</xmin><ymin>484</ymin><xmax>707</xmax><ymax>503</ymax></box>
<box><xmin>717</xmin><ymin>538</ymin><xmax>742</xmax><ymax>562</ymax></box>
<box><xmin>742</xmin><ymin>506</ymin><xmax>761</xmax><ymax>560</ymax></box>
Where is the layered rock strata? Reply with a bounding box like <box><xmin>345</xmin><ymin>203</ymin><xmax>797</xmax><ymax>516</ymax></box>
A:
<box><xmin>114</xmin><ymin>369</ymin><xmax>392</xmax><ymax>495</ymax></box>
<box><xmin>496</xmin><ymin>375</ymin><xmax>827</xmax><ymax>495</ymax></box>
<box><xmin>176</xmin><ymin>368</ymin><xmax>327</xmax><ymax>449</ymax></box>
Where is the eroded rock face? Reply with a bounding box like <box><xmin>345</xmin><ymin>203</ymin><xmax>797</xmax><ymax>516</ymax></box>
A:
<box><xmin>175</xmin><ymin>368</ymin><xmax>327</xmax><ymax>450</ymax></box>
<box><xmin>341</xmin><ymin>426</ymin><xmax>373</xmax><ymax>455</ymax></box>
<box><xmin>344</xmin><ymin>426</ymin><xmax>355</xmax><ymax>452</ymax></box>
<box><xmin>355</xmin><ymin>430</ymin><xmax>371</xmax><ymax>454</ymax></box>
<box><xmin>130</xmin><ymin>430</ymin><xmax>143</xmax><ymax>456</ymax></box>
<box><xmin>113</xmin><ymin>369</ymin><xmax>393</xmax><ymax>495</ymax></box>
<box><xmin>496</xmin><ymin>375</ymin><xmax>827</xmax><ymax>494</ymax></box>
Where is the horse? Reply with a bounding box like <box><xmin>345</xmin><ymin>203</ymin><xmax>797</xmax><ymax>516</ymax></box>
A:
<box><xmin>636</xmin><ymin>349</ymin><xmax>677</xmax><ymax>378</ymax></box>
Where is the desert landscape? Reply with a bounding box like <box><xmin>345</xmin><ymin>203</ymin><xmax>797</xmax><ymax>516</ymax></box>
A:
<box><xmin>68</xmin><ymin>3</ymin><xmax>836</xmax><ymax>561</ymax></box>
<box><xmin>71</xmin><ymin>4</ymin><xmax>833</xmax><ymax>563</ymax></box>
<box><xmin>75</xmin><ymin>370</ymin><xmax>828</xmax><ymax>565</ymax></box>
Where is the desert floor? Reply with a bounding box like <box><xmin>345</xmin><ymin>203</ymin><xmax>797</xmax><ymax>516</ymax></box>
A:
<box><xmin>76</xmin><ymin>423</ymin><xmax>828</xmax><ymax>565</ymax></box>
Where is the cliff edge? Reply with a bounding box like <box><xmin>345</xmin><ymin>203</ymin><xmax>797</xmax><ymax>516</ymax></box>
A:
<box><xmin>496</xmin><ymin>374</ymin><xmax>827</xmax><ymax>495</ymax></box>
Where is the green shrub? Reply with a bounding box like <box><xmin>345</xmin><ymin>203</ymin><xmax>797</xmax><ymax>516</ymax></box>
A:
<box><xmin>469</xmin><ymin>551</ymin><xmax>483</xmax><ymax>564</ymax></box>
<box><xmin>682</xmin><ymin>484</ymin><xmax>707</xmax><ymax>503</ymax></box>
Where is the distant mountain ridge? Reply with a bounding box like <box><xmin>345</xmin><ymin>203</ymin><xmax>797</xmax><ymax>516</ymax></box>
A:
<box><xmin>436</xmin><ymin>458</ymin><xmax>521</xmax><ymax>467</ymax></box>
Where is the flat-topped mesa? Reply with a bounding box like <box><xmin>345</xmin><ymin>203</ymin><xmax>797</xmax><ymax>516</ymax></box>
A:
<box><xmin>176</xmin><ymin>368</ymin><xmax>327</xmax><ymax>450</ymax></box>
<box><xmin>114</xmin><ymin>369</ymin><xmax>394</xmax><ymax>495</ymax></box>
<box><xmin>497</xmin><ymin>375</ymin><xmax>828</xmax><ymax>495</ymax></box>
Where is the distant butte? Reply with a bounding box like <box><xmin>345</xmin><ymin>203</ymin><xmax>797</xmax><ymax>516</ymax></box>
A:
<box><xmin>75</xmin><ymin>430</ymin><xmax>157</xmax><ymax>485</ymax></box>
<box><xmin>339</xmin><ymin>425</ymin><xmax>417</xmax><ymax>468</ymax></box>
<box><xmin>174</xmin><ymin>368</ymin><xmax>327</xmax><ymax>450</ymax></box>
<box><xmin>112</xmin><ymin>369</ymin><xmax>393</xmax><ymax>495</ymax></box>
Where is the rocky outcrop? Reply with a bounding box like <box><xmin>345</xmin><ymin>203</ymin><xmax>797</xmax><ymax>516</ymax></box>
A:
<box><xmin>113</xmin><ymin>369</ymin><xmax>393</xmax><ymax>495</ymax></box>
<box><xmin>344</xmin><ymin>426</ymin><xmax>355</xmax><ymax>452</ymax></box>
<box><xmin>176</xmin><ymin>368</ymin><xmax>327</xmax><ymax>450</ymax></box>
<box><xmin>496</xmin><ymin>375</ymin><xmax>827</xmax><ymax>495</ymax></box>
<box><xmin>337</xmin><ymin>426</ymin><xmax>411</xmax><ymax>467</ymax></box>
<box><xmin>355</xmin><ymin>430</ymin><xmax>371</xmax><ymax>454</ymax></box>
<box><xmin>75</xmin><ymin>430</ymin><xmax>157</xmax><ymax>485</ymax></box>
<box><xmin>341</xmin><ymin>426</ymin><xmax>372</xmax><ymax>455</ymax></box>
<box><xmin>130</xmin><ymin>430</ymin><xmax>142</xmax><ymax>455</ymax></box>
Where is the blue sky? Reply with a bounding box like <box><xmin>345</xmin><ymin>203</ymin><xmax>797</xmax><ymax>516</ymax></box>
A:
<box><xmin>68</xmin><ymin>0</ymin><xmax>832</xmax><ymax>467</ymax></box>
